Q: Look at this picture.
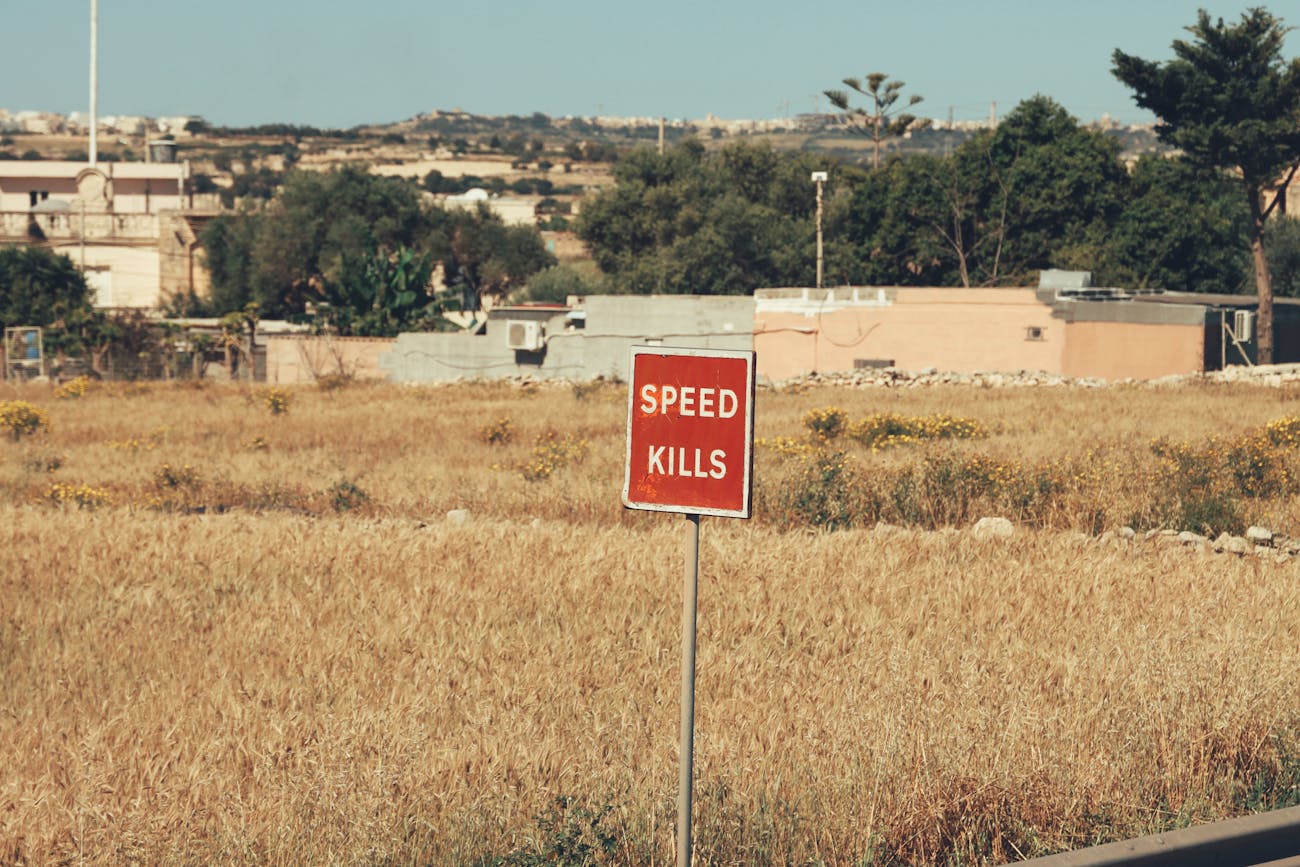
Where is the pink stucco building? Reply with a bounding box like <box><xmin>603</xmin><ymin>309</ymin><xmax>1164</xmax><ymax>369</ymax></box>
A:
<box><xmin>752</xmin><ymin>285</ymin><xmax>1288</xmax><ymax>381</ymax></box>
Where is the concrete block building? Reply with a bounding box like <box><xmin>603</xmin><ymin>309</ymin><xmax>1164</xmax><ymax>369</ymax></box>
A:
<box><xmin>381</xmin><ymin>295</ymin><xmax>754</xmax><ymax>383</ymax></box>
<box><xmin>374</xmin><ymin>281</ymin><xmax>1296</xmax><ymax>386</ymax></box>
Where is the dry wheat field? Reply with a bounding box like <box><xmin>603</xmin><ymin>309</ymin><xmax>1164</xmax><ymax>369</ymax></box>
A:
<box><xmin>2</xmin><ymin>376</ymin><xmax>1300</xmax><ymax>865</ymax></box>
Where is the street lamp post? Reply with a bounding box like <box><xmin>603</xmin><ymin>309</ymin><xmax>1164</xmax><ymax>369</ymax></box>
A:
<box><xmin>811</xmin><ymin>171</ymin><xmax>827</xmax><ymax>289</ymax></box>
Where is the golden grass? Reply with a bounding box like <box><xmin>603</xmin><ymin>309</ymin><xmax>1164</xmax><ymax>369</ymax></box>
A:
<box><xmin>2</xmin><ymin>378</ymin><xmax>1300</xmax><ymax>864</ymax></box>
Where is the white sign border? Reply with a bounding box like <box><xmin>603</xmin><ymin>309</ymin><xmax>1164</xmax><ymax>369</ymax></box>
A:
<box><xmin>621</xmin><ymin>345</ymin><xmax>756</xmax><ymax>519</ymax></box>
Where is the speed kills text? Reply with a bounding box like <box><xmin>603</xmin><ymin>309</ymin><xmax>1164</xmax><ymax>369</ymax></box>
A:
<box><xmin>638</xmin><ymin>383</ymin><xmax>739</xmax><ymax>480</ymax></box>
<box><xmin>638</xmin><ymin>384</ymin><xmax>739</xmax><ymax>418</ymax></box>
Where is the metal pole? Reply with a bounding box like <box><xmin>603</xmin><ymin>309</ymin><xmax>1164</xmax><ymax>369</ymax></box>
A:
<box><xmin>1222</xmin><ymin>310</ymin><xmax>1227</xmax><ymax>371</ymax></box>
<box><xmin>815</xmin><ymin>178</ymin><xmax>824</xmax><ymax>289</ymax></box>
<box><xmin>677</xmin><ymin>512</ymin><xmax>700</xmax><ymax>867</ymax></box>
<box><xmin>89</xmin><ymin>0</ymin><xmax>98</xmax><ymax>167</ymax></box>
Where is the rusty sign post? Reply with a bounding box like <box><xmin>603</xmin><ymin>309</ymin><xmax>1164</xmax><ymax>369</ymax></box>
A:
<box><xmin>623</xmin><ymin>346</ymin><xmax>755</xmax><ymax>867</ymax></box>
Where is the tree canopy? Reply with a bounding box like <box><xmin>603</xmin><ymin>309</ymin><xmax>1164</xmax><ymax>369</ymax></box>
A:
<box><xmin>1113</xmin><ymin>7</ymin><xmax>1300</xmax><ymax>361</ymax></box>
<box><xmin>824</xmin><ymin>73</ymin><xmax>930</xmax><ymax>170</ymax></box>
<box><xmin>0</xmin><ymin>245</ymin><xmax>96</xmax><ymax>357</ymax></box>
<box><xmin>576</xmin><ymin>140</ymin><xmax>837</xmax><ymax>294</ymax></box>
<box><xmin>575</xmin><ymin>96</ymin><xmax>1259</xmax><ymax>298</ymax></box>
<box><xmin>201</xmin><ymin>166</ymin><xmax>554</xmax><ymax>334</ymax></box>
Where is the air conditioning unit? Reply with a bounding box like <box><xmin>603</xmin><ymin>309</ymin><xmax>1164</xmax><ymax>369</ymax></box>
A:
<box><xmin>1234</xmin><ymin>310</ymin><xmax>1255</xmax><ymax>343</ymax></box>
<box><xmin>505</xmin><ymin>319</ymin><xmax>545</xmax><ymax>351</ymax></box>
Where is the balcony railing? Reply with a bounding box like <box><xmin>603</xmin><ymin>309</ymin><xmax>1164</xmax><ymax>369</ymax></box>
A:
<box><xmin>0</xmin><ymin>210</ymin><xmax>161</xmax><ymax>242</ymax></box>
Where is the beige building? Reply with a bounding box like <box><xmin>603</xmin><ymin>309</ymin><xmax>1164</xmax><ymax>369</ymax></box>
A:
<box><xmin>752</xmin><ymin>283</ymin><xmax>1300</xmax><ymax>381</ymax></box>
<box><xmin>441</xmin><ymin>188</ymin><xmax>537</xmax><ymax>226</ymax></box>
<box><xmin>0</xmin><ymin>159</ymin><xmax>212</xmax><ymax>308</ymax></box>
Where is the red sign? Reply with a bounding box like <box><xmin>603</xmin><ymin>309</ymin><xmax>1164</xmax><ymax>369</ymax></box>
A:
<box><xmin>622</xmin><ymin>346</ymin><xmax>755</xmax><ymax>518</ymax></box>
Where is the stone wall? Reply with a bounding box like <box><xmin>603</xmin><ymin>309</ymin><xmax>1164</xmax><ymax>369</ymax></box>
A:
<box><xmin>264</xmin><ymin>336</ymin><xmax>396</xmax><ymax>384</ymax></box>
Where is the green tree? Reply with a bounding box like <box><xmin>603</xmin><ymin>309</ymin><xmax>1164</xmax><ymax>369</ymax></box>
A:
<box><xmin>202</xmin><ymin>166</ymin><xmax>554</xmax><ymax>324</ymax></box>
<box><xmin>577</xmin><ymin>140</ymin><xmax>828</xmax><ymax>294</ymax></box>
<box><xmin>838</xmin><ymin>97</ymin><xmax>1126</xmax><ymax>287</ymax></box>
<box><xmin>1100</xmin><ymin>154</ymin><xmax>1250</xmax><ymax>292</ymax></box>
<box><xmin>203</xmin><ymin>166</ymin><xmax>431</xmax><ymax>317</ymax></box>
<box><xmin>824</xmin><ymin>73</ymin><xmax>931</xmax><ymax>170</ymax></box>
<box><xmin>0</xmin><ymin>245</ymin><xmax>96</xmax><ymax>358</ymax></box>
<box><xmin>1262</xmin><ymin>216</ymin><xmax>1300</xmax><ymax>297</ymax></box>
<box><xmin>432</xmin><ymin>204</ymin><xmax>555</xmax><ymax>310</ymax></box>
<box><xmin>1113</xmin><ymin>7</ymin><xmax>1300</xmax><ymax>362</ymax></box>
<box><xmin>985</xmin><ymin>96</ymin><xmax>1127</xmax><ymax>281</ymax></box>
<box><xmin>310</xmin><ymin>246</ymin><xmax>443</xmax><ymax>336</ymax></box>
<box><xmin>519</xmin><ymin>262</ymin><xmax>610</xmax><ymax>304</ymax></box>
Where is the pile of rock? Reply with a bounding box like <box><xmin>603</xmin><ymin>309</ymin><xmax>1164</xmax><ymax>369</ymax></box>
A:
<box><xmin>1201</xmin><ymin>362</ymin><xmax>1300</xmax><ymax>386</ymax></box>
<box><xmin>1095</xmin><ymin>524</ymin><xmax>1296</xmax><ymax>562</ymax></box>
<box><xmin>768</xmin><ymin>363</ymin><xmax>1300</xmax><ymax>391</ymax></box>
<box><xmin>767</xmin><ymin>368</ymin><xmax>1107</xmax><ymax>390</ymax></box>
<box><xmin>877</xmin><ymin>517</ymin><xmax>1296</xmax><ymax>562</ymax></box>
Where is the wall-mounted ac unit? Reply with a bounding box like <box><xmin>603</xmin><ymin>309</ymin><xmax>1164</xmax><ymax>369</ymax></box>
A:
<box><xmin>1233</xmin><ymin>310</ymin><xmax>1255</xmax><ymax>343</ymax></box>
<box><xmin>505</xmin><ymin>319</ymin><xmax>545</xmax><ymax>351</ymax></box>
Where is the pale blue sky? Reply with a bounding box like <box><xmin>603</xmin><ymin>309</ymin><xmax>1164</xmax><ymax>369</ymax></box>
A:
<box><xmin>1</xmin><ymin>1</ymin><xmax>1287</xmax><ymax>128</ymax></box>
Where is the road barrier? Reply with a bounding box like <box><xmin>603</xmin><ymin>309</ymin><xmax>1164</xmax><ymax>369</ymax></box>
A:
<box><xmin>1016</xmin><ymin>804</ymin><xmax>1300</xmax><ymax>866</ymax></box>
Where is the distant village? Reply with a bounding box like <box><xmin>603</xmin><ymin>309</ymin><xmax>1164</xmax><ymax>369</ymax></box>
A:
<box><xmin>2</xmin><ymin>102</ymin><xmax>1255</xmax><ymax>390</ymax></box>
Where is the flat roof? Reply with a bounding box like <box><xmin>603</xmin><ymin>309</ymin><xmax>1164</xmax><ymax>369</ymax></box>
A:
<box><xmin>1135</xmin><ymin>291</ymin><xmax>1300</xmax><ymax>308</ymax></box>
<box><xmin>0</xmin><ymin>160</ymin><xmax>187</xmax><ymax>180</ymax></box>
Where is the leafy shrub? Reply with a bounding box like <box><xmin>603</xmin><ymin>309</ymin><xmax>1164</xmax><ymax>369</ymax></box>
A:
<box><xmin>518</xmin><ymin>430</ymin><xmax>588</xmax><ymax>481</ymax></box>
<box><xmin>327</xmin><ymin>479</ymin><xmax>369</xmax><ymax>512</ymax></box>
<box><xmin>1263</xmin><ymin>415</ymin><xmax>1300</xmax><ymax>448</ymax></box>
<box><xmin>46</xmin><ymin>483</ymin><xmax>111</xmax><ymax>510</ymax></box>
<box><xmin>486</xmin><ymin>796</ymin><xmax>620</xmax><ymax>866</ymax></box>
<box><xmin>479</xmin><ymin>416</ymin><xmax>514</xmax><ymax>445</ymax></box>
<box><xmin>767</xmin><ymin>448</ymin><xmax>869</xmax><ymax>530</ymax></box>
<box><xmin>0</xmin><ymin>401</ymin><xmax>49</xmax><ymax>441</ymax></box>
<box><xmin>54</xmin><ymin>376</ymin><xmax>98</xmax><ymax>400</ymax></box>
<box><xmin>803</xmin><ymin>407</ymin><xmax>848</xmax><ymax>441</ymax></box>
<box><xmin>762</xmin><ymin>413</ymin><xmax>1300</xmax><ymax>534</ymax></box>
<box><xmin>257</xmin><ymin>387</ymin><xmax>292</xmax><ymax>415</ymax></box>
<box><xmin>847</xmin><ymin>412</ymin><xmax>987</xmax><ymax>450</ymax></box>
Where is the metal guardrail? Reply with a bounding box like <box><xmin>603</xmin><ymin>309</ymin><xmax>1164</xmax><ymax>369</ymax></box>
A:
<box><xmin>1016</xmin><ymin>804</ymin><xmax>1300</xmax><ymax>866</ymax></box>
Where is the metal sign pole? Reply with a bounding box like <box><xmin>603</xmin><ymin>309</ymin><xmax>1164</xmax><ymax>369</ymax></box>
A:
<box><xmin>677</xmin><ymin>512</ymin><xmax>701</xmax><ymax>867</ymax></box>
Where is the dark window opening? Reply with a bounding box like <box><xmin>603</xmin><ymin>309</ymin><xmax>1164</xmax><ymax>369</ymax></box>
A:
<box><xmin>1026</xmin><ymin>326</ymin><xmax>1046</xmax><ymax>341</ymax></box>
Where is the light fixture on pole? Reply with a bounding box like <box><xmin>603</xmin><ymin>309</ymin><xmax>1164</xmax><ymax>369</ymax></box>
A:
<box><xmin>811</xmin><ymin>171</ymin><xmax>828</xmax><ymax>289</ymax></box>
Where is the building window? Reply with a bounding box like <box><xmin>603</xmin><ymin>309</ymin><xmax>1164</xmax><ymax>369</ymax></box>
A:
<box><xmin>1025</xmin><ymin>326</ymin><xmax>1046</xmax><ymax>341</ymax></box>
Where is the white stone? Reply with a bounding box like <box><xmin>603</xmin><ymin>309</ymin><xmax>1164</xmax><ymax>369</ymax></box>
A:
<box><xmin>1118</xmin><ymin>527</ymin><xmax>1137</xmax><ymax>540</ymax></box>
<box><xmin>1220</xmin><ymin>535</ymin><xmax>1251</xmax><ymax>556</ymax></box>
<box><xmin>1246</xmin><ymin>526</ymin><xmax>1274</xmax><ymax>544</ymax></box>
<box><xmin>446</xmin><ymin>508</ymin><xmax>472</xmax><ymax>525</ymax></box>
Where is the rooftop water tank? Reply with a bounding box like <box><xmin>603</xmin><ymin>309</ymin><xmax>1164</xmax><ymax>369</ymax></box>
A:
<box><xmin>147</xmin><ymin>140</ymin><xmax>178</xmax><ymax>163</ymax></box>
